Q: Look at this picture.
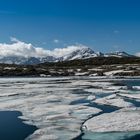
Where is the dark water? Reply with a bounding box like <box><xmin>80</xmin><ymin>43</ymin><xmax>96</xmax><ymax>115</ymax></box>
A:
<box><xmin>121</xmin><ymin>80</ymin><xmax>140</xmax><ymax>87</ymax></box>
<box><xmin>0</xmin><ymin>111</ymin><xmax>37</xmax><ymax>140</ymax></box>
<box><xmin>125</xmin><ymin>134</ymin><xmax>140</xmax><ymax>140</ymax></box>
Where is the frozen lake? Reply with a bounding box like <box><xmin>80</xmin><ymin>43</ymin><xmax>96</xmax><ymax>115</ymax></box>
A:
<box><xmin>0</xmin><ymin>77</ymin><xmax>140</xmax><ymax>140</ymax></box>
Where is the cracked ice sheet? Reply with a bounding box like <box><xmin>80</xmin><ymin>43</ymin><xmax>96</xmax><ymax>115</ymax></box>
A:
<box><xmin>84</xmin><ymin>88</ymin><xmax>116</xmax><ymax>95</ymax></box>
<box><xmin>94</xmin><ymin>94</ymin><xmax>134</xmax><ymax>108</ymax></box>
<box><xmin>82</xmin><ymin>82</ymin><xmax>122</xmax><ymax>94</ymax></box>
<box><xmin>118</xmin><ymin>89</ymin><xmax>140</xmax><ymax>95</ymax></box>
<box><xmin>0</xmin><ymin>78</ymin><xmax>101</xmax><ymax>140</ymax></box>
<box><xmin>70</xmin><ymin>80</ymin><xmax>113</xmax><ymax>88</ymax></box>
<box><xmin>119</xmin><ymin>93</ymin><xmax>140</xmax><ymax>100</ymax></box>
<box><xmin>84</xmin><ymin>108</ymin><xmax>140</xmax><ymax>132</ymax></box>
<box><xmin>133</xmin><ymin>86</ymin><xmax>140</xmax><ymax>90</ymax></box>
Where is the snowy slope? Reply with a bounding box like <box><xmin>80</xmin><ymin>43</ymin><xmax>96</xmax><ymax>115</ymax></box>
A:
<box><xmin>105</xmin><ymin>51</ymin><xmax>133</xmax><ymax>58</ymax></box>
<box><xmin>0</xmin><ymin>48</ymin><xmax>134</xmax><ymax>65</ymax></box>
<box><xmin>62</xmin><ymin>47</ymin><xmax>101</xmax><ymax>61</ymax></box>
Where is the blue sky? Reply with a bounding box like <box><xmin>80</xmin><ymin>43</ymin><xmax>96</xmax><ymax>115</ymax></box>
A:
<box><xmin>0</xmin><ymin>0</ymin><xmax>140</xmax><ymax>54</ymax></box>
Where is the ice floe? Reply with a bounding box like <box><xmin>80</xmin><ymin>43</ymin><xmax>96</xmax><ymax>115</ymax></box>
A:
<box><xmin>119</xmin><ymin>93</ymin><xmax>140</xmax><ymax>99</ymax></box>
<box><xmin>104</xmin><ymin>70</ymin><xmax>133</xmax><ymax>76</ymax></box>
<box><xmin>84</xmin><ymin>108</ymin><xmax>140</xmax><ymax>132</ymax></box>
<box><xmin>0</xmin><ymin>78</ymin><xmax>102</xmax><ymax>140</ymax></box>
<box><xmin>94</xmin><ymin>94</ymin><xmax>134</xmax><ymax>108</ymax></box>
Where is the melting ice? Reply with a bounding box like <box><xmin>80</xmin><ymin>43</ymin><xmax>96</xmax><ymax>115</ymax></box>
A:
<box><xmin>0</xmin><ymin>77</ymin><xmax>140</xmax><ymax>140</ymax></box>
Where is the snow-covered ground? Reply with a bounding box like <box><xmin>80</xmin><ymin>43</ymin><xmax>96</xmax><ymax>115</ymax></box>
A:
<box><xmin>104</xmin><ymin>70</ymin><xmax>134</xmax><ymax>76</ymax></box>
<box><xmin>0</xmin><ymin>77</ymin><xmax>140</xmax><ymax>140</ymax></box>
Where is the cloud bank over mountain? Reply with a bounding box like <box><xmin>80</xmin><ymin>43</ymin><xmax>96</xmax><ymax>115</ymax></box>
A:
<box><xmin>0</xmin><ymin>37</ymin><xmax>49</xmax><ymax>58</ymax></box>
<box><xmin>0</xmin><ymin>38</ymin><xmax>88</xmax><ymax>58</ymax></box>
<box><xmin>0</xmin><ymin>38</ymin><xmax>137</xmax><ymax>65</ymax></box>
<box><xmin>135</xmin><ymin>52</ymin><xmax>140</xmax><ymax>57</ymax></box>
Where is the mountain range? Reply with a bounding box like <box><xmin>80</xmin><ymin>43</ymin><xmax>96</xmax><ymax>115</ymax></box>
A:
<box><xmin>0</xmin><ymin>47</ymin><xmax>135</xmax><ymax>65</ymax></box>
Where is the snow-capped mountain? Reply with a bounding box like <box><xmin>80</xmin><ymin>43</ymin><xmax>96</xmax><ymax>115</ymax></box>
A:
<box><xmin>0</xmin><ymin>56</ymin><xmax>41</xmax><ymax>65</ymax></box>
<box><xmin>0</xmin><ymin>38</ymin><xmax>135</xmax><ymax>65</ymax></box>
<box><xmin>0</xmin><ymin>56</ymin><xmax>59</xmax><ymax>65</ymax></box>
<box><xmin>39</xmin><ymin>56</ymin><xmax>57</xmax><ymax>63</ymax></box>
<box><xmin>62</xmin><ymin>47</ymin><xmax>100</xmax><ymax>61</ymax></box>
<box><xmin>0</xmin><ymin>49</ymin><xmax>134</xmax><ymax>65</ymax></box>
<box><xmin>105</xmin><ymin>51</ymin><xmax>134</xmax><ymax>58</ymax></box>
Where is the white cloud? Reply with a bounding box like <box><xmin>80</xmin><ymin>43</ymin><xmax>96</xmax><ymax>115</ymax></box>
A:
<box><xmin>50</xmin><ymin>44</ymin><xmax>87</xmax><ymax>57</ymax></box>
<box><xmin>0</xmin><ymin>37</ymin><xmax>49</xmax><ymax>58</ymax></box>
<box><xmin>135</xmin><ymin>52</ymin><xmax>140</xmax><ymax>57</ymax></box>
<box><xmin>0</xmin><ymin>38</ymin><xmax>88</xmax><ymax>58</ymax></box>
<box><xmin>53</xmin><ymin>39</ymin><xmax>60</xmax><ymax>43</ymax></box>
<box><xmin>10</xmin><ymin>37</ymin><xmax>20</xmax><ymax>42</ymax></box>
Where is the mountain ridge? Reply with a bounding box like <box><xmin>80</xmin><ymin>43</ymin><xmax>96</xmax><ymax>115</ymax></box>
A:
<box><xmin>0</xmin><ymin>46</ymin><xmax>135</xmax><ymax>65</ymax></box>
